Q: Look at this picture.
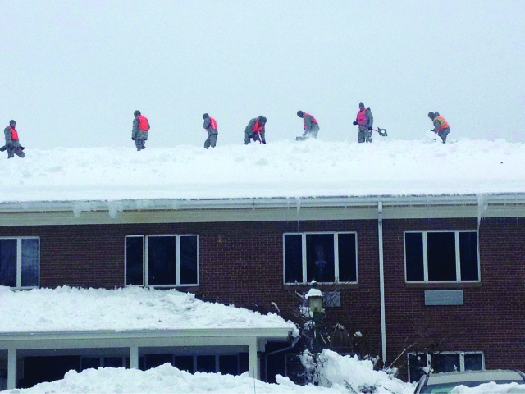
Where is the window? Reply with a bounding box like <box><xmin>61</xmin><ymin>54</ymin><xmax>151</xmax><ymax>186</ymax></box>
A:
<box><xmin>408</xmin><ymin>352</ymin><xmax>484</xmax><ymax>382</ymax></box>
<box><xmin>0</xmin><ymin>237</ymin><xmax>39</xmax><ymax>288</ymax></box>
<box><xmin>125</xmin><ymin>235</ymin><xmax>198</xmax><ymax>286</ymax></box>
<box><xmin>284</xmin><ymin>232</ymin><xmax>357</xmax><ymax>284</ymax></box>
<box><xmin>405</xmin><ymin>231</ymin><xmax>479</xmax><ymax>282</ymax></box>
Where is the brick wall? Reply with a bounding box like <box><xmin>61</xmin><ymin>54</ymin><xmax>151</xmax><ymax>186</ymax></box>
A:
<box><xmin>2</xmin><ymin>216</ymin><xmax>524</xmax><ymax>378</ymax></box>
<box><xmin>382</xmin><ymin>217</ymin><xmax>525</xmax><ymax>378</ymax></box>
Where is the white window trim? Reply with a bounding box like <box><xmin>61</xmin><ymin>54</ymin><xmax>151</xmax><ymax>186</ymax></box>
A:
<box><xmin>283</xmin><ymin>231</ymin><xmax>358</xmax><ymax>285</ymax></box>
<box><xmin>404</xmin><ymin>230</ymin><xmax>481</xmax><ymax>283</ymax></box>
<box><xmin>0</xmin><ymin>236</ymin><xmax>40</xmax><ymax>289</ymax></box>
<box><xmin>408</xmin><ymin>351</ymin><xmax>485</xmax><ymax>382</ymax></box>
<box><xmin>125</xmin><ymin>234</ymin><xmax>199</xmax><ymax>287</ymax></box>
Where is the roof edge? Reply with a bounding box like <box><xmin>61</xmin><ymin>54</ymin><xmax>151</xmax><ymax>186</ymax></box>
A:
<box><xmin>1</xmin><ymin>193</ymin><xmax>525</xmax><ymax>213</ymax></box>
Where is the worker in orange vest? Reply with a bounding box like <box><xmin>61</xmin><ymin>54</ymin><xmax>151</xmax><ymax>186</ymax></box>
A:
<box><xmin>132</xmin><ymin>110</ymin><xmax>150</xmax><ymax>151</ymax></box>
<box><xmin>202</xmin><ymin>113</ymin><xmax>218</xmax><ymax>148</ymax></box>
<box><xmin>244</xmin><ymin>116</ymin><xmax>267</xmax><ymax>144</ymax></box>
<box><xmin>428</xmin><ymin>112</ymin><xmax>450</xmax><ymax>143</ymax></box>
<box><xmin>297</xmin><ymin>111</ymin><xmax>319</xmax><ymax>139</ymax></box>
<box><xmin>2</xmin><ymin>120</ymin><xmax>25</xmax><ymax>158</ymax></box>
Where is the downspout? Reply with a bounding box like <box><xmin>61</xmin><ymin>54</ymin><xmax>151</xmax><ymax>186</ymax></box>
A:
<box><xmin>378</xmin><ymin>201</ymin><xmax>387</xmax><ymax>364</ymax></box>
<box><xmin>265</xmin><ymin>335</ymin><xmax>300</xmax><ymax>382</ymax></box>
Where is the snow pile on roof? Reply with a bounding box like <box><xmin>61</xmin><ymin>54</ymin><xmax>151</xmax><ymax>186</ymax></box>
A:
<box><xmin>11</xmin><ymin>353</ymin><xmax>416</xmax><ymax>394</ymax></box>
<box><xmin>2</xmin><ymin>138</ymin><xmax>525</xmax><ymax>203</ymax></box>
<box><xmin>0</xmin><ymin>286</ymin><xmax>297</xmax><ymax>334</ymax></box>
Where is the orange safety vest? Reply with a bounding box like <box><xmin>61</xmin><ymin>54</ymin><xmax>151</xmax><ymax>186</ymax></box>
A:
<box><xmin>209</xmin><ymin>116</ymin><xmax>217</xmax><ymax>130</ymax></box>
<box><xmin>10</xmin><ymin>127</ymin><xmax>19</xmax><ymax>140</ymax></box>
<box><xmin>303</xmin><ymin>113</ymin><xmax>318</xmax><ymax>130</ymax></box>
<box><xmin>435</xmin><ymin>115</ymin><xmax>450</xmax><ymax>130</ymax></box>
<box><xmin>137</xmin><ymin>115</ymin><xmax>149</xmax><ymax>131</ymax></box>
<box><xmin>252</xmin><ymin>120</ymin><xmax>264</xmax><ymax>133</ymax></box>
<box><xmin>356</xmin><ymin>108</ymin><xmax>367</xmax><ymax>126</ymax></box>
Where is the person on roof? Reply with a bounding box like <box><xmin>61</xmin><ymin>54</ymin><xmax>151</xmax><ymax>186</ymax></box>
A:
<box><xmin>353</xmin><ymin>102</ymin><xmax>373</xmax><ymax>143</ymax></box>
<box><xmin>428</xmin><ymin>112</ymin><xmax>450</xmax><ymax>143</ymax></box>
<box><xmin>2</xmin><ymin>120</ymin><xmax>25</xmax><ymax>159</ymax></box>
<box><xmin>132</xmin><ymin>110</ymin><xmax>150</xmax><ymax>151</ymax></box>
<box><xmin>297</xmin><ymin>111</ymin><xmax>319</xmax><ymax>139</ymax></box>
<box><xmin>244</xmin><ymin>116</ymin><xmax>267</xmax><ymax>144</ymax></box>
<box><xmin>202</xmin><ymin>113</ymin><xmax>218</xmax><ymax>148</ymax></box>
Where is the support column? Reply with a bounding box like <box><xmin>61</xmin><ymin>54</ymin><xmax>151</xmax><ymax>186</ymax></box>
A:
<box><xmin>248</xmin><ymin>338</ymin><xmax>260</xmax><ymax>380</ymax></box>
<box><xmin>129</xmin><ymin>346</ymin><xmax>139</xmax><ymax>369</ymax></box>
<box><xmin>7</xmin><ymin>348</ymin><xmax>16</xmax><ymax>390</ymax></box>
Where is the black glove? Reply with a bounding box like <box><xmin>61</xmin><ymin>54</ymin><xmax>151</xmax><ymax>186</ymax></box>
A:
<box><xmin>353</xmin><ymin>121</ymin><xmax>358</xmax><ymax>126</ymax></box>
<box><xmin>368</xmin><ymin>126</ymin><xmax>372</xmax><ymax>130</ymax></box>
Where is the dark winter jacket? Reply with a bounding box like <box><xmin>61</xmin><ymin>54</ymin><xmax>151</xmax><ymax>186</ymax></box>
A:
<box><xmin>304</xmin><ymin>115</ymin><xmax>320</xmax><ymax>133</ymax></box>
<box><xmin>3</xmin><ymin>126</ymin><xmax>21</xmax><ymax>149</ymax></box>
<box><xmin>245</xmin><ymin>118</ymin><xmax>266</xmax><ymax>134</ymax></box>
<box><xmin>132</xmin><ymin>117</ymin><xmax>150</xmax><ymax>140</ymax></box>
<box><xmin>365</xmin><ymin>108</ymin><xmax>373</xmax><ymax>128</ymax></box>
<box><xmin>203</xmin><ymin>117</ymin><xmax>218</xmax><ymax>135</ymax></box>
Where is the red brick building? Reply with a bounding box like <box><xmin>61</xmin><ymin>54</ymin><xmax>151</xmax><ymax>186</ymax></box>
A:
<box><xmin>1</xmin><ymin>194</ymin><xmax>524</xmax><ymax>387</ymax></box>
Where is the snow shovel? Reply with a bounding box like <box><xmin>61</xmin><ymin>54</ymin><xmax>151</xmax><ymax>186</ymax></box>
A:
<box><xmin>376</xmin><ymin>127</ymin><xmax>387</xmax><ymax>137</ymax></box>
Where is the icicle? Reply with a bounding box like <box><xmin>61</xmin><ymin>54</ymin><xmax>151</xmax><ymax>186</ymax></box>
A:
<box><xmin>477</xmin><ymin>194</ymin><xmax>488</xmax><ymax>229</ymax></box>
<box><xmin>106</xmin><ymin>201</ymin><xmax>124</xmax><ymax>219</ymax></box>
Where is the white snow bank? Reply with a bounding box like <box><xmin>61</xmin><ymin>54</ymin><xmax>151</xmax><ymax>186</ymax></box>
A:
<box><xmin>317</xmin><ymin>350</ymin><xmax>414</xmax><ymax>394</ymax></box>
<box><xmin>5</xmin><ymin>350</ymin><xmax>416</xmax><ymax>394</ymax></box>
<box><xmin>451</xmin><ymin>381</ymin><xmax>525</xmax><ymax>393</ymax></box>
<box><xmin>0</xmin><ymin>286</ymin><xmax>297</xmax><ymax>334</ymax></box>
<box><xmin>2</xmin><ymin>138</ymin><xmax>525</xmax><ymax>203</ymax></box>
<box><xmin>6</xmin><ymin>364</ymin><xmax>333</xmax><ymax>394</ymax></box>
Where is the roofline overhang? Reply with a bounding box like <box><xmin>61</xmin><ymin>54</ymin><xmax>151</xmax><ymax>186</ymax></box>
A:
<box><xmin>0</xmin><ymin>327</ymin><xmax>296</xmax><ymax>342</ymax></box>
<box><xmin>1</xmin><ymin>192</ymin><xmax>525</xmax><ymax>213</ymax></box>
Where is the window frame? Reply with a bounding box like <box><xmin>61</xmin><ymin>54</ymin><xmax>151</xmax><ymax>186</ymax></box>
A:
<box><xmin>408</xmin><ymin>351</ymin><xmax>485</xmax><ymax>382</ymax></box>
<box><xmin>125</xmin><ymin>234</ymin><xmax>199</xmax><ymax>287</ymax></box>
<box><xmin>282</xmin><ymin>231</ymin><xmax>358</xmax><ymax>285</ymax></box>
<box><xmin>404</xmin><ymin>230</ymin><xmax>480</xmax><ymax>283</ymax></box>
<box><xmin>0</xmin><ymin>236</ymin><xmax>40</xmax><ymax>289</ymax></box>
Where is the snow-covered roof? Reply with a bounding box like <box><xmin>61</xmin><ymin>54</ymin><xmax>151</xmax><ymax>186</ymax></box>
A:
<box><xmin>2</xmin><ymin>138</ymin><xmax>525</xmax><ymax>205</ymax></box>
<box><xmin>0</xmin><ymin>286</ymin><xmax>298</xmax><ymax>334</ymax></box>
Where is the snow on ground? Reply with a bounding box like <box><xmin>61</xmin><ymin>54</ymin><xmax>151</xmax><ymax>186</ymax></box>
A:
<box><xmin>0</xmin><ymin>286</ymin><xmax>297</xmax><ymax>333</ymax></box>
<box><xmin>5</xmin><ymin>350</ymin><xmax>416</xmax><ymax>394</ymax></box>
<box><xmin>2</xmin><ymin>138</ymin><xmax>525</xmax><ymax>203</ymax></box>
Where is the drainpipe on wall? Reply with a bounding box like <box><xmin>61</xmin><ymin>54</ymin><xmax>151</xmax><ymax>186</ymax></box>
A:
<box><xmin>378</xmin><ymin>201</ymin><xmax>387</xmax><ymax>365</ymax></box>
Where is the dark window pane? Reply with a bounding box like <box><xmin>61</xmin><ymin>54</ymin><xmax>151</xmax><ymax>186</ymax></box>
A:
<box><xmin>306</xmin><ymin>234</ymin><xmax>335</xmax><ymax>282</ymax></box>
<box><xmin>21</xmin><ymin>239</ymin><xmax>39</xmax><ymax>287</ymax></box>
<box><xmin>180</xmin><ymin>236</ymin><xmax>198</xmax><ymax>285</ymax></box>
<box><xmin>81</xmin><ymin>357</ymin><xmax>100</xmax><ymax>371</ymax></box>
<box><xmin>126</xmin><ymin>237</ymin><xmax>144</xmax><ymax>286</ymax></box>
<box><xmin>103</xmin><ymin>357</ymin><xmax>122</xmax><ymax>368</ymax></box>
<box><xmin>0</xmin><ymin>239</ymin><xmax>17</xmax><ymax>287</ymax></box>
<box><xmin>284</xmin><ymin>235</ymin><xmax>303</xmax><ymax>283</ymax></box>
<box><xmin>197</xmin><ymin>355</ymin><xmax>216</xmax><ymax>372</ymax></box>
<box><xmin>460</xmin><ymin>232</ymin><xmax>479</xmax><ymax>281</ymax></box>
<box><xmin>408</xmin><ymin>354</ymin><xmax>427</xmax><ymax>383</ymax></box>
<box><xmin>464</xmin><ymin>354</ymin><xmax>483</xmax><ymax>371</ymax></box>
<box><xmin>405</xmin><ymin>233</ymin><xmax>424</xmax><ymax>281</ymax></box>
<box><xmin>239</xmin><ymin>353</ymin><xmax>249</xmax><ymax>374</ymax></box>
<box><xmin>428</xmin><ymin>232</ymin><xmax>456</xmax><ymax>281</ymax></box>
<box><xmin>174</xmin><ymin>356</ymin><xmax>194</xmax><ymax>373</ymax></box>
<box><xmin>148</xmin><ymin>236</ymin><xmax>176</xmax><ymax>285</ymax></box>
<box><xmin>338</xmin><ymin>234</ymin><xmax>357</xmax><ymax>282</ymax></box>
<box><xmin>219</xmin><ymin>355</ymin><xmax>238</xmax><ymax>376</ymax></box>
<box><xmin>146</xmin><ymin>354</ymin><xmax>173</xmax><ymax>369</ymax></box>
<box><xmin>431</xmin><ymin>354</ymin><xmax>460</xmax><ymax>373</ymax></box>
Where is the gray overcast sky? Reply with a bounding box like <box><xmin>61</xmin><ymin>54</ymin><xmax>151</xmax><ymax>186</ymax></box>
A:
<box><xmin>1</xmin><ymin>0</ymin><xmax>524</xmax><ymax>149</ymax></box>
